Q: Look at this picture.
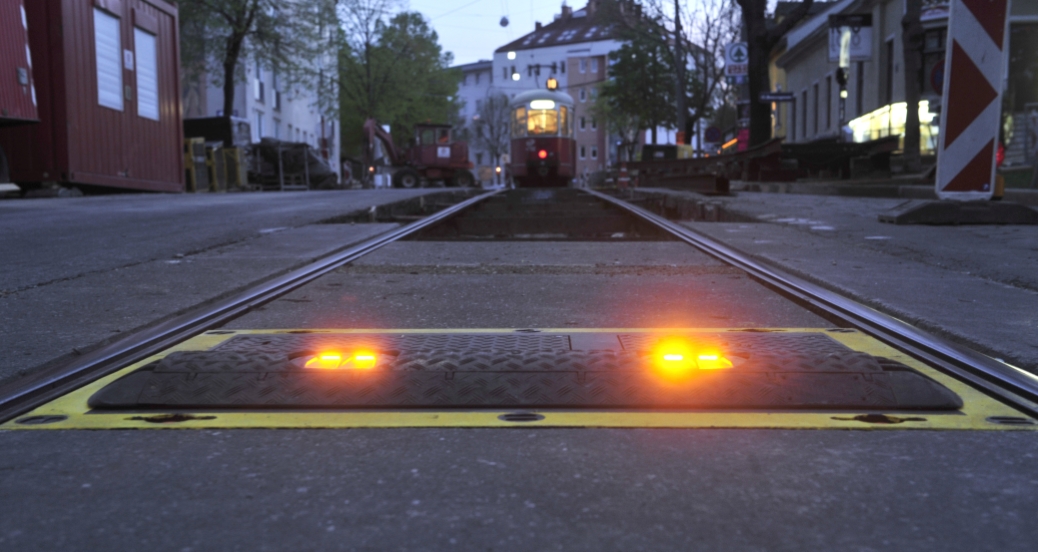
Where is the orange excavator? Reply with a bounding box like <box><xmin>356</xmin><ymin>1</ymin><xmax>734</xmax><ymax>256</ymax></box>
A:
<box><xmin>362</xmin><ymin>118</ymin><xmax>476</xmax><ymax>188</ymax></box>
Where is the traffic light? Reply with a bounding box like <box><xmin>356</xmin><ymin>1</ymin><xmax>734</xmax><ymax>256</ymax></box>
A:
<box><xmin>836</xmin><ymin>67</ymin><xmax>849</xmax><ymax>88</ymax></box>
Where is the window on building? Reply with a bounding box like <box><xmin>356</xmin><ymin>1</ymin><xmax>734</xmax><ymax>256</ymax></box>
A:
<box><xmin>813</xmin><ymin>82</ymin><xmax>819</xmax><ymax>135</ymax></box>
<box><xmin>475</xmin><ymin>72</ymin><xmax>480</xmax><ymax>85</ymax></box>
<box><xmin>591</xmin><ymin>118</ymin><xmax>597</xmax><ymax>130</ymax></box>
<box><xmin>825</xmin><ymin>75</ymin><xmax>832</xmax><ymax>129</ymax></box>
<box><xmin>255</xmin><ymin>111</ymin><xmax>264</xmax><ymax>141</ymax></box>
<box><xmin>274</xmin><ymin>119</ymin><xmax>281</xmax><ymax>139</ymax></box>
<box><xmin>791</xmin><ymin>101</ymin><xmax>797</xmax><ymax>141</ymax></box>
<box><xmin>579</xmin><ymin>145</ymin><xmax>586</xmax><ymax>159</ymax></box>
<box><xmin>134</xmin><ymin>28</ymin><xmax>159</xmax><ymax>121</ymax></box>
<box><xmin>561</xmin><ymin>60</ymin><xmax>566</xmax><ymax>73</ymax></box>
<box><xmin>579</xmin><ymin>88</ymin><xmax>586</xmax><ymax>102</ymax></box>
<box><xmin>885</xmin><ymin>38</ymin><xmax>895</xmax><ymax>105</ymax></box>
<box><xmin>476</xmin><ymin>99</ymin><xmax>483</xmax><ymax>112</ymax></box>
<box><xmin>503</xmin><ymin>67</ymin><xmax>508</xmax><ymax>79</ymax></box>
<box><xmin>579</xmin><ymin>59</ymin><xmax>587</xmax><ymax>73</ymax></box>
<box><xmin>255</xmin><ymin>60</ymin><xmax>265</xmax><ymax>102</ymax></box>
<box><xmin>580</xmin><ymin>116</ymin><xmax>586</xmax><ymax>130</ymax></box>
<box><xmin>856</xmin><ymin>62</ymin><xmax>865</xmax><ymax>115</ymax></box>
<box><xmin>590</xmin><ymin>146</ymin><xmax>598</xmax><ymax>159</ymax></box>
<box><xmin>94</xmin><ymin>8</ymin><xmax>123</xmax><ymax>111</ymax></box>
<box><xmin>801</xmin><ymin>90</ymin><xmax>807</xmax><ymax>138</ymax></box>
<box><xmin>591</xmin><ymin>58</ymin><xmax>599</xmax><ymax>73</ymax></box>
<box><xmin>476</xmin><ymin>152</ymin><xmax>483</xmax><ymax>165</ymax></box>
<box><xmin>271</xmin><ymin>69</ymin><xmax>281</xmax><ymax>110</ymax></box>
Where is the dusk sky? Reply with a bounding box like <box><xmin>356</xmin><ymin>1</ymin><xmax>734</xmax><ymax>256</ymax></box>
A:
<box><xmin>407</xmin><ymin>0</ymin><xmax>569</xmax><ymax>66</ymax></box>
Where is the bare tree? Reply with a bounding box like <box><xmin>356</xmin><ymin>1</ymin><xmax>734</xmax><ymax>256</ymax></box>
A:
<box><xmin>902</xmin><ymin>0</ymin><xmax>925</xmax><ymax>172</ymax></box>
<box><xmin>734</xmin><ymin>0</ymin><xmax>815</xmax><ymax>147</ymax></box>
<box><xmin>603</xmin><ymin>0</ymin><xmax>739</xmax><ymax>143</ymax></box>
<box><xmin>470</xmin><ymin>93</ymin><xmax>512</xmax><ymax>184</ymax></box>
<box><xmin>684</xmin><ymin>0</ymin><xmax>741</xmax><ymax>144</ymax></box>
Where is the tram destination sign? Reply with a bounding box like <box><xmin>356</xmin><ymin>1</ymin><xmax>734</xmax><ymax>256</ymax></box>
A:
<box><xmin>760</xmin><ymin>92</ymin><xmax>795</xmax><ymax>103</ymax></box>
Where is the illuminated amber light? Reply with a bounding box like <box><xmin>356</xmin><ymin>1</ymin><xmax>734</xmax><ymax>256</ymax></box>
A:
<box><xmin>305</xmin><ymin>353</ymin><xmax>343</xmax><ymax>370</ymax></box>
<box><xmin>538</xmin><ymin>150</ymin><xmax>548</xmax><ymax>159</ymax></box>
<box><xmin>303</xmin><ymin>351</ymin><xmax>378</xmax><ymax>370</ymax></box>
<box><xmin>651</xmin><ymin>338</ymin><xmax>733</xmax><ymax>377</ymax></box>
<box><xmin>352</xmin><ymin>352</ymin><xmax>378</xmax><ymax>370</ymax></box>
<box><xmin>696</xmin><ymin>354</ymin><xmax>733</xmax><ymax>370</ymax></box>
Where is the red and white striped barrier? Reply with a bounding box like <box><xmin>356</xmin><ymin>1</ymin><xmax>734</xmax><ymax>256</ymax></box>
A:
<box><xmin>935</xmin><ymin>0</ymin><xmax>1009</xmax><ymax>201</ymax></box>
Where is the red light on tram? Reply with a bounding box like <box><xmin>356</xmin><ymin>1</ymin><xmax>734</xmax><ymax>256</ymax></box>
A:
<box><xmin>538</xmin><ymin>150</ymin><xmax>548</xmax><ymax>159</ymax></box>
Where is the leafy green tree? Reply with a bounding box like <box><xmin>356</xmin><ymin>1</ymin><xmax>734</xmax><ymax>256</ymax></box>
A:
<box><xmin>338</xmin><ymin>1</ymin><xmax>461</xmax><ymax>155</ymax></box>
<box><xmin>598</xmin><ymin>32</ymin><xmax>677</xmax><ymax>145</ymax></box>
<box><xmin>588</xmin><ymin>87</ymin><xmax>641</xmax><ymax>162</ymax></box>
<box><xmin>599</xmin><ymin>0</ymin><xmax>737</xmax><ymax>146</ymax></box>
<box><xmin>179</xmin><ymin>0</ymin><xmax>338</xmax><ymax>119</ymax></box>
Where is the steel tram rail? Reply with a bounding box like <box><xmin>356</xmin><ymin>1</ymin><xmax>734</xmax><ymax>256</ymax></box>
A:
<box><xmin>0</xmin><ymin>190</ymin><xmax>504</xmax><ymax>423</ymax></box>
<box><xmin>3</xmin><ymin>186</ymin><xmax>1037</xmax><ymax>421</ymax></box>
<box><xmin>586</xmin><ymin>188</ymin><xmax>1038</xmax><ymax>416</ymax></box>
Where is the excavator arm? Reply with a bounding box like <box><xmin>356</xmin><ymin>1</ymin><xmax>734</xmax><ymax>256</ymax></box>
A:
<box><xmin>362</xmin><ymin>118</ymin><xmax>403</xmax><ymax>167</ymax></box>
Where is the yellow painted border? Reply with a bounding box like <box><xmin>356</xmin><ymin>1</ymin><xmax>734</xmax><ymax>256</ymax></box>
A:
<box><xmin>3</xmin><ymin>328</ymin><xmax>1035</xmax><ymax>431</ymax></box>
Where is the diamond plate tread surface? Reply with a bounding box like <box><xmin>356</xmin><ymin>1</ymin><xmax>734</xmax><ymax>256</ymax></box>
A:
<box><xmin>619</xmin><ymin>332</ymin><xmax>852</xmax><ymax>356</ymax></box>
<box><xmin>214</xmin><ymin>334</ymin><xmax>572</xmax><ymax>356</ymax></box>
<box><xmin>90</xmin><ymin>370</ymin><xmax>959</xmax><ymax>410</ymax></box>
<box><xmin>147</xmin><ymin>350</ymin><xmax>889</xmax><ymax>374</ymax></box>
<box><xmin>89</xmin><ymin>336</ymin><xmax>964</xmax><ymax>410</ymax></box>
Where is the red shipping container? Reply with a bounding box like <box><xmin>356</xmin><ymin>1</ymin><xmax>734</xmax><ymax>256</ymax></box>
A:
<box><xmin>0</xmin><ymin>0</ymin><xmax>183</xmax><ymax>192</ymax></box>
<box><xmin>0</xmin><ymin>0</ymin><xmax>38</xmax><ymax>126</ymax></box>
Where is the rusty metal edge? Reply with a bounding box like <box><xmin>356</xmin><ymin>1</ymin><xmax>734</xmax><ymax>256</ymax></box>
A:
<box><xmin>586</xmin><ymin>188</ymin><xmax>1038</xmax><ymax>416</ymax></box>
<box><xmin>0</xmin><ymin>189</ymin><xmax>503</xmax><ymax>423</ymax></box>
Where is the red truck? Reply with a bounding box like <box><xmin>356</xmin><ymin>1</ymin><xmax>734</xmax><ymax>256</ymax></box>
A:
<box><xmin>363</xmin><ymin>118</ymin><xmax>475</xmax><ymax>188</ymax></box>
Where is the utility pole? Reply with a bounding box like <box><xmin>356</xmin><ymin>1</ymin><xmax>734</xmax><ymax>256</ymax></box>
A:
<box><xmin>674</xmin><ymin>0</ymin><xmax>687</xmax><ymax>144</ymax></box>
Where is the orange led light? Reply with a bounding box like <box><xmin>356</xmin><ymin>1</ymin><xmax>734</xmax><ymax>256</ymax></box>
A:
<box><xmin>351</xmin><ymin>352</ymin><xmax>378</xmax><ymax>370</ymax></box>
<box><xmin>305</xmin><ymin>353</ymin><xmax>344</xmax><ymax>370</ymax></box>
<box><xmin>538</xmin><ymin>150</ymin><xmax>548</xmax><ymax>159</ymax></box>
<box><xmin>303</xmin><ymin>351</ymin><xmax>378</xmax><ymax>370</ymax></box>
<box><xmin>696</xmin><ymin>353</ymin><xmax>733</xmax><ymax>370</ymax></box>
<box><xmin>651</xmin><ymin>338</ymin><xmax>733</xmax><ymax>377</ymax></box>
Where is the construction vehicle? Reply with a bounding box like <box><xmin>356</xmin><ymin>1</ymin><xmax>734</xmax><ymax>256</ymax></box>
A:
<box><xmin>362</xmin><ymin>118</ymin><xmax>476</xmax><ymax>188</ymax></box>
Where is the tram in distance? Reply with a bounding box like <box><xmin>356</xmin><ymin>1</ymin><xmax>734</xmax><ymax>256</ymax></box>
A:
<box><xmin>508</xmin><ymin>80</ymin><xmax>576</xmax><ymax>188</ymax></box>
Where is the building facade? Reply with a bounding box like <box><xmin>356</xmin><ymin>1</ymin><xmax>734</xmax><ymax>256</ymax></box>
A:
<box><xmin>491</xmin><ymin>1</ymin><xmax>625</xmax><ymax>178</ymax></box>
<box><xmin>774</xmin><ymin>0</ymin><xmax>1038</xmax><ymax>166</ymax></box>
<box><xmin>182</xmin><ymin>58</ymin><xmax>340</xmax><ymax>180</ymax></box>
<box><xmin>454</xmin><ymin>60</ymin><xmax>496</xmax><ymax>184</ymax></box>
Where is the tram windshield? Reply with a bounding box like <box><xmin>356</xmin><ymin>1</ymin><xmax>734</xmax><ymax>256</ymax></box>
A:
<box><xmin>512</xmin><ymin>103</ymin><xmax>572</xmax><ymax>138</ymax></box>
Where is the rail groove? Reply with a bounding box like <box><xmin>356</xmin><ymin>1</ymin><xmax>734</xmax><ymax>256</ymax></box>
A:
<box><xmin>0</xmin><ymin>190</ymin><xmax>502</xmax><ymax>422</ymax></box>
<box><xmin>587</xmin><ymin>188</ymin><xmax>1038</xmax><ymax>416</ymax></box>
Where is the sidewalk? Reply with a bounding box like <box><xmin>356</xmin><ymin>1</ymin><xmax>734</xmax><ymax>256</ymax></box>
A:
<box><xmin>644</xmin><ymin>188</ymin><xmax>1038</xmax><ymax>373</ymax></box>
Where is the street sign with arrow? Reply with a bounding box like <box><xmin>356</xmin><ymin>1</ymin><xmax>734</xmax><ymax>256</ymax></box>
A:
<box><xmin>725</xmin><ymin>43</ymin><xmax>748</xmax><ymax>77</ymax></box>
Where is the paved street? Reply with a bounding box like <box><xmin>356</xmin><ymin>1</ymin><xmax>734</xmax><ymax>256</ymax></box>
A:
<box><xmin>0</xmin><ymin>190</ymin><xmax>439</xmax><ymax>385</ymax></box>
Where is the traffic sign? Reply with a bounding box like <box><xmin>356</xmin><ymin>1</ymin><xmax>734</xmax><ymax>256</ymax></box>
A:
<box><xmin>704</xmin><ymin>126</ymin><xmax>723</xmax><ymax>143</ymax></box>
<box><xmin>725</xmin><ymin>43</ymin><xmax>748</xmax><ymax>77</ymax></box>
<box><xmin>935</xmin><ymin>0</ymin><xmax>1008</xmax><ymax>200</ymax></box>
<box><xmin>760</xmin><ymin>92</ymin><xmax>795</xmax><ymax>103</ymax></box>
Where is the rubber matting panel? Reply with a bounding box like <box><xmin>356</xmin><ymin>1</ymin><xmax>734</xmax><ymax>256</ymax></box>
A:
<box><xmin>88</xmin><ymin>333</ymin><xmax>963</xmax><ymax>410</ymax></box>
